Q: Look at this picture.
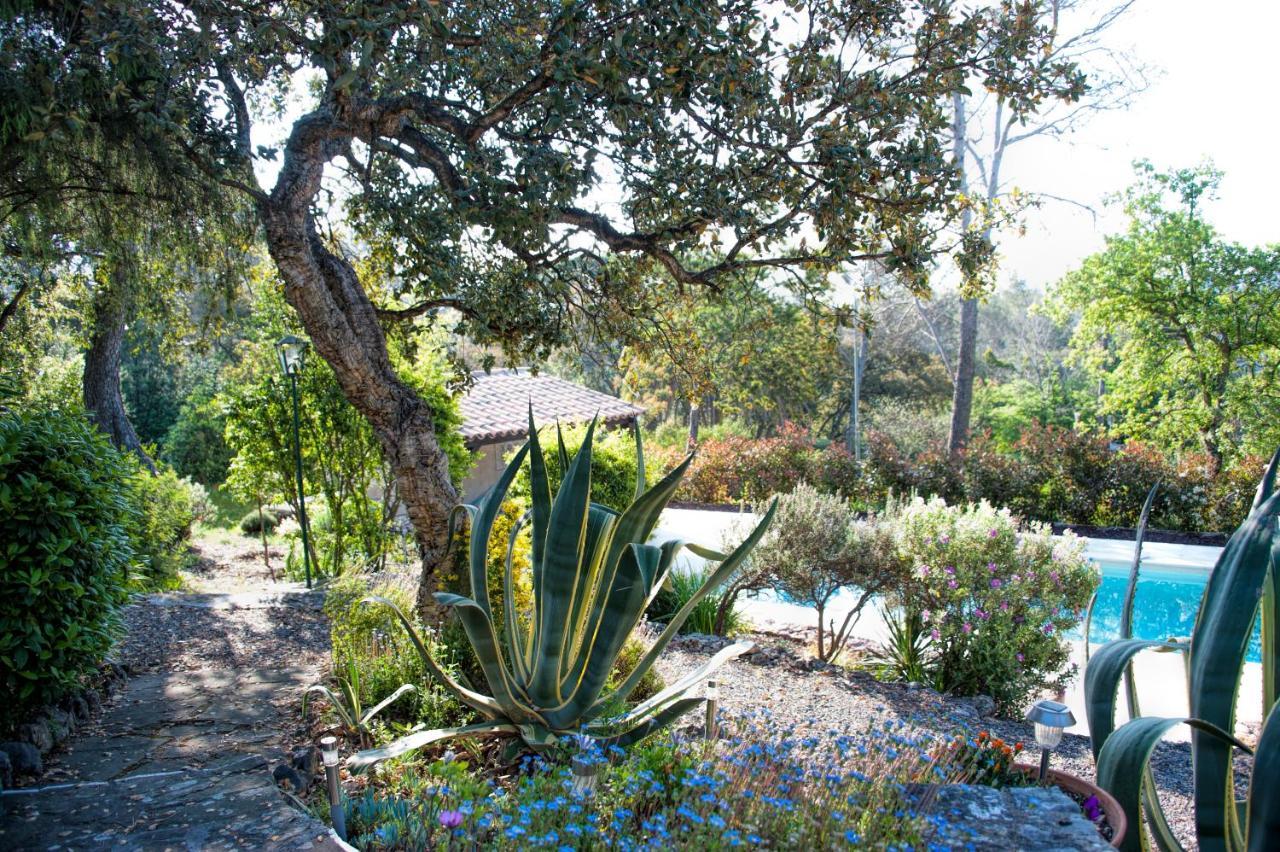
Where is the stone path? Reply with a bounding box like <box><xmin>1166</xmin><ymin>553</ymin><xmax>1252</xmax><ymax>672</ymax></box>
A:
<box><xmin>0</xmin><ymin>544</ymin><xmax>343</xmax><ymax>851</ymax></box>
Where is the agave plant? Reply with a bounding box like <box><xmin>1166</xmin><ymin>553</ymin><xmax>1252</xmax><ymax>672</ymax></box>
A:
<box><xmin>303</xmin><ymin>661</ymin><xmax>416</xmax><ymax>747</ymax></box>
<box><xmin>348</xmin><ymin>413</ymin><xmax>776</xmax><ymax>771</ymax></box>
<box><xmin>1085</xmin><ymin>451</ymin><xmax>1280</xmax><ymax>851</ymax></box>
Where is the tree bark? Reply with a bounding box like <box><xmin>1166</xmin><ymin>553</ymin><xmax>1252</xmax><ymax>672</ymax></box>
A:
<box><xmin>83</xmin><ymin>270</ymin><xmax>154</xmax><ymax>470</ymax></box>
<box><xmin>946</xmin><ymin>92</ymin><xmax>978</xmax><ymax>457</ymax></box>
<box><xmin>260</xmin><ymin>110</ymin><xmax>459</xmax><ymax>623</ymax></box>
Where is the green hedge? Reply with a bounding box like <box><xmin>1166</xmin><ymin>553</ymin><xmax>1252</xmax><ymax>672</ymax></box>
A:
<box><xmin>0</xmin><ymin>406</ymin><xmax>136</xmax><ymax>727</ymax></box>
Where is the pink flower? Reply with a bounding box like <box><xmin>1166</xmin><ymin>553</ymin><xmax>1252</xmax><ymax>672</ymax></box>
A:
<box><xmin>944</xmin><ymin>565</ymin><xmax>956</xmax><ymax>575</ymax></box>
<box><xmin>940</xmin><ymin>534</ymin><xmax>950</xmax><ymax>545</ymax></box>
<box><xmin>948</xmin><ymin>579</ymin><xmax>958</xmax><ymax>589</ymax></box>
<box><xmin>990</xmin><ymin>578</ymin><xmax>1002</xmax><ymax>589</ymax></box>
<box><xmin>975</xmin><ymin>609</ymin><xmax>989</xmax><ymax>620</ymax></box>
<box><xmin>962</xmin><ymin>622</ymin><xmax>972</xmax><ymax>633</ymax></box>
<box><xmin>1042</xmin><ymin>623</ymin><xmax>1055</xmax><ymax>634</ymax></box>
<box><xmin>439</xmin><ymin>810</ymin><xmax>464</xmax><ymax>829</ymax></box>
<box><xmin>1016</xmin><ymin>653</ymin><xmax>1024</xmax><ymax>662</ymax></box>
<box><xmin>1000</xmin><ymin>601</ymin><xmax>1010</xmax><ymax>611</ymax></box>
<box><xmin>930</xmin><ymin>629</ymin><xmax>941</xmax><ymax>641</ymax></box>
<box><xmin>988</xmin><ymin>529</ymin><xmax>999</xmax><ymax>538</ymax></box>
<box><xmin>987</xmin><ymin>562</ymin><xmax>998</xmax><ymax>573</ymax></box>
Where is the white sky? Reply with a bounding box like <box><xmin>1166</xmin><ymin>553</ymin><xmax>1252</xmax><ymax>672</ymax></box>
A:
<box><xmin>997</xmin><ymin>0</ymin><xmax>1280</xmax><ymax>290</ymax></box>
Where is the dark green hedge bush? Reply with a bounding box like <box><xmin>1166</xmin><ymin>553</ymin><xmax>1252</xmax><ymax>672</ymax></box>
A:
<box><xmin>239</xmin><ymin>508</ymin><xmax>279</xmax><ymax>535</ymax></box>
<box><xmin>0</xmin><ymin>406</ymin><xmax>136</xmax><ymax>727</ymax></box>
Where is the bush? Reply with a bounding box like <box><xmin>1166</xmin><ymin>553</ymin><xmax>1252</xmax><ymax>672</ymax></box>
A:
<box><xmin>0</xmin><ymin>405</ymin><xmax>135</xmax><ymax>727</ymax></box>
<box><xmin>126</xmin><ymin>464</ymin><xmax>199</xmax><ymax>590</ymax></box>
<box><xmin>240</xmin><ymin>508</ymin><xmax>280</xmax><ymax>535</ymax></box>
<box><xmin>162</xmin><ymin>377</ymin><xmax>232</xmax><ymax>486</ymax></box>
<box><xmin>645</xmin><ymin>565</ymin><xmax>746</xmax><ymax>637</ymax></box>
<box><xmin>508</xmin><ymin>422</ymin><xmax>645</xmax><ymax>512</ymax></box>
<box><xmin>324</xmin><ymin>575</ymin><xmax>468</xmax><ymax>729</ymax></box>
<box><xmin>889</xmin><ymin>496</ymin><xmax>1098</xmax><ymax>714</ymax></box>
<box><xmin>751</xmin><ymin>484</ymin><xmax>909</xmax><ymax>661</ymax></box>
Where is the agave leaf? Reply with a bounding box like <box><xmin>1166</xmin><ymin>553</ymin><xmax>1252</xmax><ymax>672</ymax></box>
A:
<box><xmin>347</xmin><ymin>721</ymin><xmax>519</xmax><ymax>773</ymax></box>
<box><xmin>529</xmin><ymin>418</ymin><xmax>597</xmax><ymax>706</ymax></box>
<box><xmin>609</xmin><ymin>640</ymin><xmax>754</xmax><ymax>727</ymax></box>
<box><xmin>559</xmin><ymin>503</ymin><xmax>619</xmax><ymax>682</ymax></box>
<box><xmin>632</xmin><ymin>419</ymin><xmax>646</xmax><ymax>502</ymax></box>
<box><xmin>555</xmin><ymin>420</ymin><xmax>570</xmax><ymax>470</ymax></box>
<box><xmin>504</xmin><ymin>508</ymin><xmax>535</xmax><ymax>684</ymax></box>
<box><xmin>686</xmin><ymin>542</ymin><xmax>728</xmax><ymax>561</ymax></box>
<box><xmin>1248</xmin><ymin>700</ymin><xmax>1280</xmax><ymax>851</ymax></box>
<box><xmin>1085</xmin><ymin>637</ymin><xmax>1186</xmax><ymax>761</ymax></box>
<box><xmin>1117</xmin><ymin>484</ymin><xmax>1159</xmax><ymax>716</ymax></box>
<box><xmin>359</xmin><ymin>683</ymin><xmax>417</xmax><ymax>726</ymax></box>
<box><xmin>1253</xmin><ymin>447</ymin><xmax>1280</xmax><ymax>727</ymax></box>
<box><xmin>435</xmin><ymin>592</ymin><xmax>544</xmax><ymax>725</ymax></box>
<box><xmin>544</xmin><ymin>543</ymin><xmax>654</xmax><ymax>729</ymax></box>
<box><xmin>359</xmin><ymin>595</ymin><xmax>503</xmax><ymax>719</ymax></box>
<box><xmin>1188</xmin><ymin>489</ymin><xmax>1280</xmax><ymax>847</ymax></box>
<box><xmin>1097</xmin><ymin>716</ymin><xmax>1202</xmax><ymax>852</ymax></box>
<box><xmin>1082</xmin><ymin>591</ymin><xmax>1099</xmax><ymax>664</ymax></box>
<box><xmin>526</xmin><ymin>407</ymin><xmax>551</xmax><ymax>631</ymax></box>
<box><xmin>600</xmin><ymin>499</ymin><xmax>777</xmax><ymax>711</ymax></box>
<box><xmin>515</xmin><ymin>722</ymin><xmax>558</xmax><ymax>753</ymax></box>
<box><xmin>468</xmin><ymin>441</ymin><xmax>532</xmax><ymax>617</ymax></box>
<box><xmin>591</xmin><ymin>697</ymin><xmax>704</xmax><ymax>749</ymax></box>
<box><xmin>303</xmin><ymin>684</ymin><xmax>355</xmax><ymax>729</ymax></box>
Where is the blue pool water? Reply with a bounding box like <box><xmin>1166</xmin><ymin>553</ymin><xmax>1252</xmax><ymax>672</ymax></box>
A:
<box><xmin>1076</xmin><ymin>560</ymin><xmax>1263</xmax><ymax>663</ymax></box>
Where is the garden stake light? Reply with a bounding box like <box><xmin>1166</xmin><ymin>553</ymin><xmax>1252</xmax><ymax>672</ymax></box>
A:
<box><xmin>319</xmin><ymin>735</ymin><xmax>346</xmax><ymax>840</ymax></box>
<box><xmin>275</xmin><ymin>335</ymin><xmax>312</xmax><ymax>589</ymax></box>
<box><xmin>1026</xmin><ymin>699</ymin><xmax>1075</xmax><ymax>780</ymax></box>
<box><xmin>705</xmin><ymin>679</ymin><xmax>719</xmax><ymax>742</ymax></box>
<box><xmin>570</xmin><ymin>755</ymin><xmax>599</xmax><ymax>798</ymax></box>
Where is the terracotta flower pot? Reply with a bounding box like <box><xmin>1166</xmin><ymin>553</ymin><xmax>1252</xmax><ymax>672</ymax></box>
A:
<box><xmin>1012</xmin><ymin>762</ymin><xmax>1126</xmax><ymax>848</ymax></box>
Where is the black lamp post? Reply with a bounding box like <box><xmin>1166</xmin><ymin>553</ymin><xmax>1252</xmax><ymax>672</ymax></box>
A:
<box><xmin>276</xmin><ymin>335</ymin><xmax>313</xmax><ymax>589</ymax></box>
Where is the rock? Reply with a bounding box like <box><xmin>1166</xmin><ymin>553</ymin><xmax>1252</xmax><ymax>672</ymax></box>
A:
<box><xmin>15</xmin><ymin>720</ymin><xmax>52</xmax><ymax>753</ymax></box>
<box><xmin>291</xmin><ymin>745</ymin><xmax>319</xmax><ymax>785</ymax></box>
<box><xmin>272</xmin><ymin>763</ymin><xmax>307</xmax><ymax>792</ymax></box>
<box><xmin>969</xmin><ymin>694</ymin><xmax>997</xmax><ymax>718</ymax></box>
<box><xmin>61</xmin><ymin>693</ymin><xmax>91</xmax><ymax>726</ymax></box>
<box><xmin>0</xmin><ymin>741</ymin><xmax>43</xmax><ymax>777</ymax></box>
<box><xmin>906</xmin><ymin>681</ymin><xmax>924</xmax><ymax>691</ymax></box>
<box><xmin>0</xmin><ymin>748</ymin><xmax>11</xmax><ymax>787</ymax></box>
<box><xmin>84</xmin><ymin>688</ymin><xmax>102</xmax><ymax>716</ymax></box>
<box><xmin>44</xmin><ymin>708</ymin><xmax>74</xmax><ymax>745</ymax></box>
<box><xmin>924</xmin><ymin>783</ymin><xmax>1111</xmax><ymax>850</ymax></box>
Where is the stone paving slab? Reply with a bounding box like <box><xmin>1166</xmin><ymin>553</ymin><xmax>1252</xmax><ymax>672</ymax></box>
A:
<box><xmin>928</xmin><ymin>784</ymin><xmax>1113</xmax><ymax>850</ymax></box>
<box><xmin>0</xmin><ymin>758</ymin><xmax>342</xmax><ymax>850</ymax></box>
<box><xmin>1</xmin><ymin>666</ymin><xmax>338</xmax><ymax>851</ymax></box>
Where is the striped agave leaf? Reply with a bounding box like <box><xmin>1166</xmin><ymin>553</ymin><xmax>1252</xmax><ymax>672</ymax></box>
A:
<box><xmin>350</xmin><ymin>410</ymin><xmax>775</xmax><ymax>771</ymax></box>
<box><xmin>1086</xmin><ymin>449</ymin><xmax>1280</xmax><ymax>851</ymax></box>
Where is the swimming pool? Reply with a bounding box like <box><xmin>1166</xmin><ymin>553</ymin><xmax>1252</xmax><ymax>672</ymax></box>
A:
<box><xmin>1076</xmin><ymin>558</ymin><xmax>1263</xmax><ymax>663</ymax></box>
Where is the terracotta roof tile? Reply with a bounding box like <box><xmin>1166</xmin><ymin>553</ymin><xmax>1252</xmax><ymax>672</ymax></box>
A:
<box><xmin>459</xmin><ymin>368</ymin><xmax>645</xmax><ymax>447</ymax></box>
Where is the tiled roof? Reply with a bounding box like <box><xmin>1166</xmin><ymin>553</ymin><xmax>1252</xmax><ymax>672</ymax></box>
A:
<box><xmin>459</xmin><ymin>368</ymin><xmax>645</xmax><ymax>447</ymax></box>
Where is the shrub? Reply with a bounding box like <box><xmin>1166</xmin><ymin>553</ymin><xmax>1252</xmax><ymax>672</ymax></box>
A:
<box><xmin>324</xmin><ymin>575</ymin><xmax>468</xmax><ymax>730</ymax></box>
<box><xmin>0</xmin><ymin>405</ymin><xmax>135</xmax><ymax>727</ymax></box>
<box><xmin>890</xmin><ymin>496</ymin><xmax>1098</xmax><ymax>714</ymax></box>
<box><xmin>645</xmin><ymin>565</ymin><xmax>746</xmax><ymax>637</ymax></box>
<box><xmin>508</xmin><ymin>421</ymin><xmax>646</xmax><ymax>512</ymax></box>
<box><xmin>240</xmin><ymin>508</ymin><xmax>279</xmax><ymax>535</ymax></box>
<box><xmin>752</xmin><ymin>484</ymin><xmax>909</xmax><ymax>662</ymax></box>
<box><xmin>125</xmin><ymin>464</ymin><xmax>199</xmax><ymax>589</ymax></box>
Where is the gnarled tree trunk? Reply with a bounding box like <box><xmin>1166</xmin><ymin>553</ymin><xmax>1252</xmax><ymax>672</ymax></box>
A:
<box><xmin>84</xmin><ymin>269</ymin><xmax>154</xmax><ymax>470</ymax></box>
<box><xmin>260</xmin><ymin>111</ymin><xmax>458</xmax><ymax>623</ymax></box>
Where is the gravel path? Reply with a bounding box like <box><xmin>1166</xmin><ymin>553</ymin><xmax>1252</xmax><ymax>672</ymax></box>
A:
<box><xmin>655</xmin><ymin>631</ymin><xmax>1220</xmax><ymax>849</ymax></box>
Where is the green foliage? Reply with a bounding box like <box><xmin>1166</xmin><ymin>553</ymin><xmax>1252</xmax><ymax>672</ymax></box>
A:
<box><xmin>350</xmin><ymin>415</ymin><xmax>776</xmax><ymax>769</ymax></box>
<box><xmin>304</xmin><ymin>661</ymin><xmax>417</xmax><ymax>748</ymax></box>
<box><xmin>646</xmin><ymin>565</ymin><xmax>746</xmax><ymax>637</ymax></box>
<box><xmin>221</xmin><ymin>282</ymin><xmax>471</xmax><ymax>576</ymax></box>
<box><xmin>508</xmin><ymin>422</ymin><xmax>645</xmax><ymax>513</ymax></box>
<box><xmin>868</xmin><ymin>607</ymin><xmax>934</xmax><ymax>685</ymax></box>
<box><xmin>162</xmin><ymin>375</ymin><xmax>232</xmax><ymax>487</ymax></box>
<box><xmin>751</xmin><ymin>484</ymin><xmax>909</xmax><ymax>662</ymax></box>
<box><xmin>1052</xmin><ymin>162</ymin><xmax>1280</xmax><ymax>467</ymax></box>
<box><xmin>1086</xmin><ymin>453</ymin><xmax>1280</xmax><ymax>852</ymax></box>
<box><xmin>891</xmin><ymin>497</ymin><xmax>1098</xmax><ymax>714</ymax></box>
<box><xmin>0</xmin><ymin>404</ymin><xmax>134</xmax><ymax>727</ymax></box>
<box><xmin>239</xmin><ymin>508</ymin><xmax>279</xmax><ymax>536</ymax></box>
<box><xmin>124</xmin><ymin>463</ymin><xmax>198</xmax><ymax>590</ymax></box>
<box><xmin>323</xmin><ymin>575</ymin><xmax>468</xmax><ymax>731</ymax></box>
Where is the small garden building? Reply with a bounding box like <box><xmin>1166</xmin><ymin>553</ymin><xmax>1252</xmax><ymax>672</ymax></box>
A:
<box><xmin>458</xmin><ymin>368</ymin><xmax>645</xmax><ymax>498</ymax></box>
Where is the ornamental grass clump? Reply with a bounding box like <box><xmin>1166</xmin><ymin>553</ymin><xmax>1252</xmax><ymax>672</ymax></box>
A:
<box><xmin>341</xmin><ymin>712</ymin><xmax>943</xmax><ymax>850</ymax></box>
<box><xmin>890</xmin><ymin>496</ymin><xmax>1098</xmax><ymax>714</ymax></box>
<box><xmin>350</xmin><ymin>411</ymin><xmax>776</xmax><ymax>770</ymax></box>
